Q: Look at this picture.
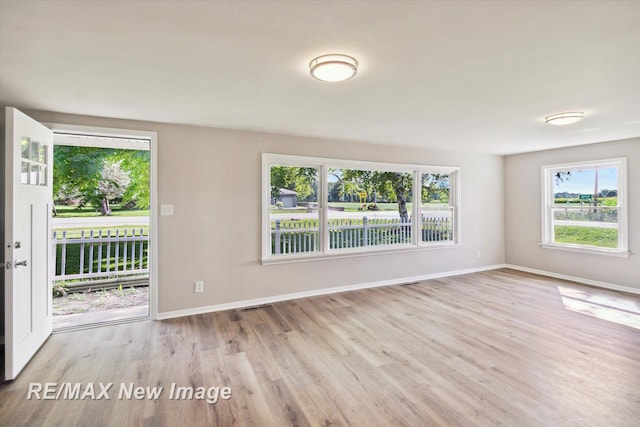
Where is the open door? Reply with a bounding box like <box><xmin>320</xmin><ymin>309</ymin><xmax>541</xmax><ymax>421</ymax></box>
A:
<box><xmin>3</xmin><ymin>107</ymin><xmax>53</xmax><ymax>380</ymax></box>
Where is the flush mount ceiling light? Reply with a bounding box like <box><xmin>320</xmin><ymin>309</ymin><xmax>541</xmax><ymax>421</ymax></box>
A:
<box><xmin>309</xmin><ymin>54</ymin><xmax>358</xmax><ymax>82</ymax></box>
<box><xmin>545</xmin><ymin>112</ymin><xmax>585</xmax><ymax>125</ymax></box>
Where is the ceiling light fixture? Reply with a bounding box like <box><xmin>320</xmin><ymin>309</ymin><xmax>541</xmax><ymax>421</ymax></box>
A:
<box><xmin>309</xmin><ymin>54</ymin><xmax>358</xmax><ymax>82</ymax></box>
<box><xmin>545</xmin><ymin>112</ymin><xmax>585</xmax><ymax>126</ymax></box>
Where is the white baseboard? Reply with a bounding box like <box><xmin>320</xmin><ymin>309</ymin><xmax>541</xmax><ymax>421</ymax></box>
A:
<box><xmin>504</xmin><ymin>264</ymin><xmax>640</xmax><ymax>296</ymax></box>
<box><xmin>156</xmin><ymin>264</ymin><xmax>505</xmax><ymax>320</ymax></box>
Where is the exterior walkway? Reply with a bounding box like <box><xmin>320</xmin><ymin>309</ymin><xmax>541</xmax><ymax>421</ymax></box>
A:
<box><xmin>53</xmin><ymin>305</ymin><xmax>149</xmax><ymax>330</ymax></box>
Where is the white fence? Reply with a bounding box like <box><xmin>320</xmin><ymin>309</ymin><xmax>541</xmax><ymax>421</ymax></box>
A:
<box><xmin>272</xmin><ymin>215</ymin><xmax>452</xmax><ymax>255</ymax></box>
<box><xmin>53</xmin><ymin>228</ymin><xmax>149</xmax><ymax>285</ymax></box>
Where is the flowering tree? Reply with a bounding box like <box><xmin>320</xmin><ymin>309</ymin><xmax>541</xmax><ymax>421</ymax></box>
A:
<box><xmin>94</xmin><ymin>161</ymin><xmax>131</xmax><ymax>215</ymax></box>
<box><xmin>53</xmin><ymin>146</ymin><xmax>149</xmax><ymax>215</ymax></box>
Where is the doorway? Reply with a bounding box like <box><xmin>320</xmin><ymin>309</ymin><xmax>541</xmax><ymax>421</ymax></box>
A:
<box><xmin>3</xmin><ymin>109</ymin><xmax>158</xmax><ymax>380</ymax></box>
<box><xmin>49</xmin><ymin>127</ymin><xmax>157</xmax><ymax>331</ymax></box>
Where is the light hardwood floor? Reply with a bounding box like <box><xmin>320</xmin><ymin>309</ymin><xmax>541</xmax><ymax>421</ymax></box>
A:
<box><xmin>1</xmin><ymin>268</ymin><xmax>639</xmax><ymax>426</ymax></box>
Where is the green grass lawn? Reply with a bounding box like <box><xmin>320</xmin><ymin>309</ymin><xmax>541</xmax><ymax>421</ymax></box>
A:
<box><xmin>554</xmin><ymin>226</ymin><xmax>618</xmax><ymax>248</ymax></box>
<box><xmin>54</xmin><ymin>204</ymin><xmax>149</xmax><ymax>218</ymax></box>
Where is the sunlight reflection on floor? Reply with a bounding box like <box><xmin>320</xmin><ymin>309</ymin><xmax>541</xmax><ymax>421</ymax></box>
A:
<box><xmin>559</xmin><ymin>286</ymin><xmax>640</xmax><ymax>330</ymax></box>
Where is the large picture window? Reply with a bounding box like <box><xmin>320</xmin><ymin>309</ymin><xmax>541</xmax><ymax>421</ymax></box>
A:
<box><xmin>263</xmin><ymin>154</ymin><xmax>459</xmax><ymax>263</ymax></box>
<box><xmin>541</xmin><ymin>158</ymin><xmax>628</xmax><ymax>256</ymax></box>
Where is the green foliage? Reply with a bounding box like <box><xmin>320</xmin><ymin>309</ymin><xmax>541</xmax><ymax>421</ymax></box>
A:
<box><xmin>553</xmin><ymin>198</ymin><xmax>580</xmax><ymax>204</ymax></box>
<box><xmin>114</xmin><ymin>150</ymin><xmax>150</xmax><ymax>209</ymax></box>
<box><xmin>553</xmin><ymin>208</ymin><xmax>618</xmax><ymax>222</ymax></box>
<box><xmin>270</xmin><ymin>166</ymin><xmax>317</xmax><ymax>200</ymax></box>
<box><xmin>422</xmin><ymin>174</ymin><xmax>449</xmax><ymax>203</ymax></box>
<box><xmin>54</xmin><ymin>145</ymin><xmax>105</xmax><ymax>200</ymax></box>
<box><xmin>53</xmin><ymin>283</ymin><xmax>68</xmax><ymax>297</ymax></box>
<box><xmin>553</xmin><ymin>197</ymin><xmax>617</xmax><ymax>207</ymax></box>
<box><xmin>338</xmin><ymin>169</ymin><xmax>413</xmax><ymax>219</ymax></box>
<box><xmin>554</xmin><ymin>171</ymin><xmax>572</xmax><ymax>183</ymax></box>
<box><xmin>54</xmin><ymin>146</ymin><xmax>150</xmax><ymax>214</ymax></box>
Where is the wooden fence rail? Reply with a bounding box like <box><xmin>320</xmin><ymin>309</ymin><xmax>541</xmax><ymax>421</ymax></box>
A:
<box><xmin>52</xmin><ymin>228</ymin><xmax>149</xmax><ymax>285</ymax></box>
<box><xmin>272</xmin><ymin>215</ymin><xmax>452</xmax><ymax>255</ymax></box>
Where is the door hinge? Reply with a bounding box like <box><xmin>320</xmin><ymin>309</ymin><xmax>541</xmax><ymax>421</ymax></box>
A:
<box><xmin>5</xmin><ymin>261</ymin><xmax>11</xmax><ymax>270</ymax></box>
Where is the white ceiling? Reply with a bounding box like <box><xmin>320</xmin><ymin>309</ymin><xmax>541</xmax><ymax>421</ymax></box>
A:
<box><xmin>1</xmin><ymin>0</ymin><xmax>639</xmax><ymax>155</ymax></box>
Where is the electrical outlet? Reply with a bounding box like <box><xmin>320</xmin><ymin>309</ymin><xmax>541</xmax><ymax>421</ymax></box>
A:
<box><xmin>477</xmin><ymin>250</ymin><xmax>482</xmax><ymax>259</ymax></box>
<box><xmin>195</xmin><ymin>281</ymin><xmax>204</xmax><ymax>293</ymax></box>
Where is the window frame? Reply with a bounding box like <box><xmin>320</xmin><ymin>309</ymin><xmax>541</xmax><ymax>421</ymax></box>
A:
<box><xmin>540</xmin><ymin>157</ymin><xmax>629</xmax><ymax>257</ymax></box>
<box><xmin>262</xmin><ymin>153</ymin><xmax>461</xmax><ymax>264</ymax></box>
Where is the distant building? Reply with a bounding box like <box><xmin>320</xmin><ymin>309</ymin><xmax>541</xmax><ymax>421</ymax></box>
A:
<box><xmin>277</xmin><ymin>188</ymin><xmax>298</xmax><ymax>208</ymax></box>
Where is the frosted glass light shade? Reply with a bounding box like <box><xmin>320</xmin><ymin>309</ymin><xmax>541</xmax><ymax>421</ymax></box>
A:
<box><xmin>545</xmin><ymin>112</ymin><xmax>585</xmax><ymax>125</ymax></box>
<box><xmin>309</xmin><ymin>54</ymin><xmax>358</xmax><ymax>82</ymax></box>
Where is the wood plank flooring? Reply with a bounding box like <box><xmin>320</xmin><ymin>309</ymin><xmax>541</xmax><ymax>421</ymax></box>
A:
<box><xmin>1</xmin><ymin>268</ymin><xmax>639</xmax><ymax>426</ymax></box>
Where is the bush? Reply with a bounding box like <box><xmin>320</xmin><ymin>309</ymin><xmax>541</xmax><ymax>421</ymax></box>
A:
<box><xmin>53</xmin><ymin>283</ymin><xmax>68</xmax><ymax>297</ymax></box>
<box><xmin>554</xmin><ymin>198</ymin><xmax>580</xmax><ymax>204</ymax></box>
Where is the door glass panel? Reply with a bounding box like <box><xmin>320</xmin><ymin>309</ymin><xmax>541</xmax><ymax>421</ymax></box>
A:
<box><xmin>30</xmin><ymin>140</ymin><xmax>40</xmax><ymax>161</ymax></box>
<box><xmin>21</xmin><ymin>161</ymin><xmax>30</xmax><ymax>184</ymax></box>
<box><xmin>30</xmin><ymin>164</ymin><xmax>40</xmax><ymax>185</ymax></box>
<box><xmin>21</xmin><ymin>138</ymin><xmax>30</xmax><ymax>159</ymax></box>
<box><xmin>19</xmin><ymin>143</ymin><xmax>48</xmax><ymax>186</ymax></box>
<box><xmin>39</xmin><ymin>166</ymin><xmax>47</xmax><ymax>186</ymax></box>
<box><xmin>39</xmin><ymin>145</ymin><xmax>47</xmax><ymax>163</ymax></box>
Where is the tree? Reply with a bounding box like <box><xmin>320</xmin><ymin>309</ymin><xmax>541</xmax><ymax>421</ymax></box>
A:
<box><xmin>554</xmin><ymin>171</ymin><xmax>571</xmax><ymax>183</ymax></box>
<box><xmin>53</xmin><ymin>146</ymin><xmax>108</xmax><ymax>214</ymax></box>
<box><xmin>422</xmin><ymin>174</ymin><xmax>449</xmax><ymax>203</ymax></box>
<box><xmin>340</xmin><ymin>169</ymin><xmax>413</xmax><ymax>220</ymax></box>
<box><xmin>270</xmin><ymin>166</ymin><xmax>446</xmax><ymax>221</ymax></box>
<box><xmin>94</xmin><ymin>161</ymin><xmax>131</xmax><ymax>215</ymax></box>
<box><xmin>328</xmin><ymin>168</ymin><xmax>367</xmax><ymax>202</ymax></box>
<box><xmin>113</xmin><ymin>150</ymin><xmax>150</xmax><ymax>209</ymax></box>
<box><xmin>53</xmin><ymin>146</ymin><xmax>149</xmax><ymax>215</ymax></box>
<box><xmin>270</xmin><ymin>166</ymin><xmax>316</xmax><ymax>201</ymax></box>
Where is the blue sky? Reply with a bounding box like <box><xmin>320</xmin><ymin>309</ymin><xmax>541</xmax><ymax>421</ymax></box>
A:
<box><xmin>554</xmin><ymin>167</ymin><xmax>617</xmax><ymax>194</ymax></box>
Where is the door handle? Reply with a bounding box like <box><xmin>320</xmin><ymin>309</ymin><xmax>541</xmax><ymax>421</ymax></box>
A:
<box><xmin>14</xmin><ymin>260</ymin><xmax>28</xmax><ymax>268</ymax></box>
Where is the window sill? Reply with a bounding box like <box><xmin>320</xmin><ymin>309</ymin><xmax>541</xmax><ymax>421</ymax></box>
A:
<box><xmin>262</xmin><ymin>242</ymin><xmax>462</xmax><ymax>265</ymax></box>
<box><xmin>540</xmin><ymin>243</ymin><xmax>630</xmax><ymax>258</ymax></box>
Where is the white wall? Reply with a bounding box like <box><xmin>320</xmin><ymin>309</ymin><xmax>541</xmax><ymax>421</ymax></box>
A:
<box><xmin>27</xmin><ymin>110</ymin><xmax>505</xmax><ymax>315</ymax></box>
<box><xmin>504</xmin><ymin>138</ymin><xmax>639</xmax><ymax>290</ymax></box>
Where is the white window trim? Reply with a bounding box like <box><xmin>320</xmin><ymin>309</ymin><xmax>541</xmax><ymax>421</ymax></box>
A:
<box><xmin>262</xmin><ymin>153</ymin><xmax>461</xmax><ymax>264</ymax></box>
<box><xmin>540</xmin><ymin>157</ymin><xmax>629</xmax><ymax>257</ymax></box>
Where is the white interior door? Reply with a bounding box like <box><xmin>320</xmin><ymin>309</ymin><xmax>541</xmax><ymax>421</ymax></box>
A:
<box><xmin>4</xmin><ymin>107</ymin><xmax>53</xmax><ymax>380</ymax></box>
